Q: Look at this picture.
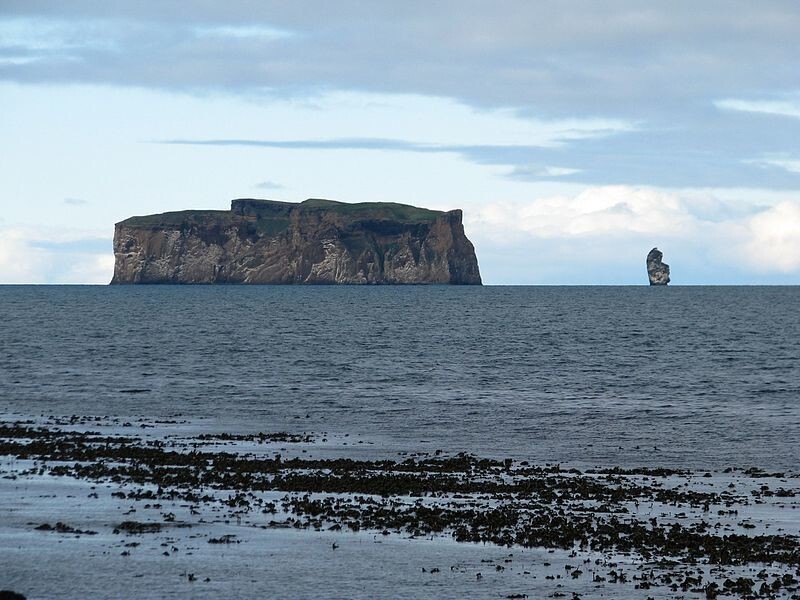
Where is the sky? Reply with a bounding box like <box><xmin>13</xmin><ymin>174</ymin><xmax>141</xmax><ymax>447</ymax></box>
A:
<box><xmin>1</xmin><ymin>1</ymin><xmax>799</xmax><ymax>284</ymax></box>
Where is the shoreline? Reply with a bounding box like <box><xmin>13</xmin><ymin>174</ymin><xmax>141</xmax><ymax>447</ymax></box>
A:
<box><xmin>2</xmin><ymin>417</ymin><xmax>799</xmax><ymax>599</ymax></box>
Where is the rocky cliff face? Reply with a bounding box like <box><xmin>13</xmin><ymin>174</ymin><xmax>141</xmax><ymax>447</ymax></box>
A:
<box><xmin>646</xmin><ymin>247</ymin><xmax>670</xmax><ymax>285</ymax></box>
<box><xmin>111</xmin><ymin>198</ymin><xmax>482</xmax><ymax>285</ymax></box>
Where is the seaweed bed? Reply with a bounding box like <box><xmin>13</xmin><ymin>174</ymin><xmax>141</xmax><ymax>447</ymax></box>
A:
<box><xmin>1</xmin><ymin>419</ymin><xmax>799</xmax><ymax>599</ymax></box>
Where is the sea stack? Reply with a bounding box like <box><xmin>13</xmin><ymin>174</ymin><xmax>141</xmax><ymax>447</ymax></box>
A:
<box><xmin>111</xmin><ymin>198</ymin><xmax>482</xmax><ymax>285</ymax></box>
<box><xmin>646</xmin><ymin>247</ymin><xmax>670</xmax><ymax>285</ymax></box>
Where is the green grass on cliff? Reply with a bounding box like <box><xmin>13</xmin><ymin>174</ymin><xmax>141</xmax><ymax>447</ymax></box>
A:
<box><xmin>118</xmin><ymin>210</ymin><xmax>233</xmax><ymax>228</ymax></box>
<box><xmin>120</xmin><ymin>199</ymin><xmax>443</xmax><ymax>229</ymax></box>
<box><xmin>300</xmin><ymin>199</ymin><xmax>442</xmax><ymax>222</ymax></box>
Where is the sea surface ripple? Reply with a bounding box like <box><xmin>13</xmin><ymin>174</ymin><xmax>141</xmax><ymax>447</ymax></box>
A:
<box><xmin>1</xmin><ymin>285</ymin><xmax>798</xmax><ymax>470</ymax></box>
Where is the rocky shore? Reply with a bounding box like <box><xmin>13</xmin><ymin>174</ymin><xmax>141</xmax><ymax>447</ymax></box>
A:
<box><xmin>2</xmin><ymin>417</ymin><xmax>799</xmax><ymax>599</ymax></box>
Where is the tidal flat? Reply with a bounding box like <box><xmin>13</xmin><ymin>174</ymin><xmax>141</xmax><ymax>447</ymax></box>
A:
<box><xmin>1</xmin><ymin>416</ymin><xmax>799</xmax><ymax>599</ymax></box>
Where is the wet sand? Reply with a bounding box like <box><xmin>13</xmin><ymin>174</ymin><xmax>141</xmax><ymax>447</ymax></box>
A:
<box><xmin>1</xmin><ymin>416</ymin><xmax>799</xmax><ymax>599</ymax></box>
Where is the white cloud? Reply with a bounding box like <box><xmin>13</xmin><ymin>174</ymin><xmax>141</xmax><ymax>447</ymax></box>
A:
<box><xmin>0</xmin><ymin>228</ymin><xmax>51</xmax><ymax>283</ymax></box>
<box><xmin>466</xmin><ymin>186</ymin><xmax>800</xmax><ymax>283</ymax></box>
<box><xmin>508</xmin><ymin>165</ymin><xmax>582</xmax><ymax>178</ymax></box>
<box><xmin>0</xmin><ymin>227</ymin><xmax>113</xmax><ymax>284</ymax></box>
<box><xmin>469</xmin><ymin>186</ymin><xmax>694</xmax><ymax>241</ymax></box>
<box><xmin>536</xmin><ymin>167</ymin><xmax>581</xmax><ymax>177</ymax></box>
<box><xmin>54</xmin><ymin>253</ymin><xmax>115</xmax><ymax>284</ymax></box>
<box><xmin>745</xmin><ymin>156</ymin><xmax>800</xmax><ymax>174</ymax></box>
<box><xmin>0</xmin><ymin>56</ymin><xmax>41</xmax><ymax>66</ymax></box>
<box><xmin>740</xmin><ymin>201</ymin><xmax>800</xmax><ymax>272</ymax></box>
<box><xmin>716</xmin><ymin>98</ymin><xmax>800</xmax><ymax>120</ymax></box>
<box><xmin>192</xmin><ymin>25</ymin><xmax>293</xmax><ymax>40</ymax></box>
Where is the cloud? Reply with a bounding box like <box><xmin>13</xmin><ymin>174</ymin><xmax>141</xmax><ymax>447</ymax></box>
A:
<box><xmin>740</xmin><ymin>201</ymin><xmax>800</xmax><ymax>272</ymax></box>
<box><xmin>0</xmin><ymin>227</ymin><xmax>112</xmax><ymax>283</ymax></box>
<box><xmin>716</xmin><ymin>98</ymin><xmax>800</xmax><ymax>120</ymax></box>
<box><xmin>166</xmin><ymin>137</ymin><xmax>438</xmax><ymax>151</ymax></box>
<box><xmin>55</xmin><ymin>252</ymin><xmax>114</xmax><ymax>283</ymax></box>
<box><xmin>153</xmin><ymin>103</ymin><xmax>800</xmax><ymax>189</ymax></box>
<box><xmin>0</xmin><ymin>16</ymin><xmax>120</xmax><ymax>67</ymax></box>
<box><xmin>254</xmin><ymin>180</ymin><xmax>283</xmax><ymax>190</ymax></box>
<box><xmin>507</xmin><ymin>166</ymin><xmax>581</xmax><ymax>179</ymax></box>
<box><xmin>192</xmin><ymin>24</ymin><xmax>293</xmax><ymax>40</ymax></box>
<box><xmin>462</xmin><ymin>186</ymin><xmax>800</xmax><ymax>282</ymax></box>
<box><xmin>1</xmin><ymin>3</ymin><xmax>798</xmax><ymax>118</ymax></box>
<box><xmin>64</xmin><ymin>196</ymin><xmax>88</xmax><ymax>205</ymax></box>
<box><xmin>0</xmin><ymin>228</ymin><xmax>51</xmax><ymax>283</ymax></box>
<box><xmin>157</xmin><ymin>96</ymin><xmax>634</xmax><ymax>149</ymax></box>
<box><xmin>468</xmin><ymin>186</ymin><xmax>695</xmax><ymax>241</ymax></box>
<box><xmin>746</xmin><ymin>155</ymin><xmax>800</xmax><ymax>174</ymax></box>
<box><xmin>3</xmin><ymin>6</ymin><xmax>800</xmax><ymax>192</ymax></box>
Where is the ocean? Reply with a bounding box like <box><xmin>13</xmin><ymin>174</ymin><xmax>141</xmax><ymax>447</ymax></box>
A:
<box><xmin>1</xmin><ymin>285</ymin><xmax>798</xmax><ymax>469</ymax></box>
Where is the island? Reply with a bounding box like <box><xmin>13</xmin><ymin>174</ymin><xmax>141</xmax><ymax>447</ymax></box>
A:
<box><xmin>111</xmin><ymin>198</ymin><xmax>482</xmax><ymax>285</ymax></box>
<box><xmin>646</xmin><ymin>247</ymin><xmax>670</xmax><ymax>285</ymax></box>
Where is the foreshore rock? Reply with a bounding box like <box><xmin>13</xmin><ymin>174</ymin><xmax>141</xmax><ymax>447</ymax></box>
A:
<box><xmin>647</xmin><ymin>247</ymin><xmax>670</xmax><ymax>285</ymax></box>
<box><xmin>111</xmin><ymin>198</ymin><xmax>482</xmax><ymax>285</ymax></box>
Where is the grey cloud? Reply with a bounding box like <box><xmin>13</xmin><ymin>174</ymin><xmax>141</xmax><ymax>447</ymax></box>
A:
<box><xmin>254</xmin><ymin>180</ymin><xmax>283</xmax><ymax>190</ymax></box>
<box><xmin>160</xmin><ymin>109</ymin><xmax>800</xmax><ymax>189</ymax></box>
<box><xmin>162</xmin><ymin>138</ymin><xmax>453</xmax><ymax>152</ymax></box>
<box><xmin>506</xmin><ymin>166</ymin><xmax>581</xmax><ymax>179</ymax></box>
<box><xmin>459</xmin><ymin>109</ymin><xmax>800</xmax><ymax>188</ymax></box>
<box><xmin>1</xmin><ymin>2</ymin><xmax>798</xmax><ymax>117</ymax></box>
<box><xmin>3</xmin><ymin>1</ymin><xmax>800</xmax><ymax>191</ymax></box>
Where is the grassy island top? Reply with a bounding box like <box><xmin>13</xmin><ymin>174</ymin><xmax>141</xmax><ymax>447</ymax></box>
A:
<box><xmin>118</xmin><ymin>198</ymin><xmax>446</xmax><ymax>228</ymax></box>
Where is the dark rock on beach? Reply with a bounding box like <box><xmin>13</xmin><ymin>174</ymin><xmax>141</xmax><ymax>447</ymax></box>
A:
<box><xmin>34</xmin><ymin>522</ymin><xmax>97</xmax><ymax>535</ymax></box>
<box><xmin>646</xmin><ymin>247</ymin><xmax>670</xmax><ymax>285</ymax></box>
<box><xmin>113</xmin><ymin>521</ymin><xmax>162</xmax><ymax>534</ymax></box>
<box><xmin>2</xmin><ymin>422</ymin><xmax>800</xmax><ymax>598</ymax></box>
<box><xmin>111</xmin><ymin>198</ymin><xmax>482</xmax><ymax>285</ymax></box>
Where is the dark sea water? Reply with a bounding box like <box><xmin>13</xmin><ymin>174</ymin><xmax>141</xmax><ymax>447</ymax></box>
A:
<box><xmin>1</xmin><ymin>285</ymin><xmax>798</xmax><ymax>470</ymax></box>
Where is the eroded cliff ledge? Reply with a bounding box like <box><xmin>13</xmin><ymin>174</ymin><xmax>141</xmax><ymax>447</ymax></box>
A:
<box><xmin>111</xmin><ymin>198</ymin><xmax>482</xmax><ymax>284</ymax></box>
